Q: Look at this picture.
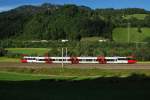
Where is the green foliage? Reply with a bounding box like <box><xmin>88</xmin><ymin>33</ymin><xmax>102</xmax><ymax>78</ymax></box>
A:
<box><xmin>144</xmin><ymin>37</ymin><xmax>150</xmax><ymax>43</ymax></box>
<box><xmin>1</xmin><ymin>40</ymin><xmax>150</xmax><ymax>61</ymax></box>
<box><xmin>0</xmin><ymin>48</ymin><xmax>7</xmax><ymax>57</ymax></box>
<box><xmin>1</xmin><ymin>4</ymin><xmax>150</xmax><ymax>41</ymax></box>
<box><xmin>81</xmin><ymin>37</ymin><xmax>106</xmax><ymax>42</ymax></box>
<box><xmin>137</xmin><ymin>25</ymin><xmax>142</xmax><ymax>33</ymax></box>
<box><xmin>3</xmin><ymin>4</ymin><xmax>150</xmax><ymax>41</ymax></box>
<box><xmin>0</xmin><ymin>4</ymin><xmax>150</xmax><ymax>61</ymax></box>
<box><xmin>48</xmin><ymin>48</ymin><xmax>61</xmax><ymax>56</ymax></box>
<box><xmin>144</xmin><ymin>15</ymin><xmax>150</xmax><ymax>27</ymax></box>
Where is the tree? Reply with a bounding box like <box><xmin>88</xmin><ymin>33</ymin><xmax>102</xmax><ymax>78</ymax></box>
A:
<box><xmin>137</xmin><ymin>25</ymin><xmax>142</xmax><ymax>33</ymax></box>
<box><xmin>0</xmin><ymin>48</ymin><xmax>7</xmax><ymax>56</ymax></box>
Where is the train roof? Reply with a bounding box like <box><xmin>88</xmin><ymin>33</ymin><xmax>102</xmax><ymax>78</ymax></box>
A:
<box><xmin>23</xmin><ymin>56</ymin><xmax>128</xmax><ymax>59</ymax></box>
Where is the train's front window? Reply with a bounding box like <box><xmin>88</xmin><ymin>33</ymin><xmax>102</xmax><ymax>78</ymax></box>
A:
<box><xmin>127</xmin><ymin>58</ymin><xmax>136</xmax><ymax>60</ymax></box>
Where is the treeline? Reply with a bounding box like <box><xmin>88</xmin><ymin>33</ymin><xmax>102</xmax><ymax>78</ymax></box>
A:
<box><xmin>0</xmin><ymin>3</ymin><xmax>150</xmax><ymax>40</ymax></box>
<box><xmin>95</xmin><ymin>8</ymin><xmax>149</xmax><ymax>17</ymax></box>
<box><xmin>96</xmin><ymin>8</ymin><xmax>150</xmax><ymax>27</ymax></box>
<box><xmin>127</xmin><ymin>15</ymin><xmax>150</xmax><ymax>27</ymax></box>
<box><xmin>0</xmin><ymin>40</ymin><xmax>150</xmax><ymax>61</ymax></box>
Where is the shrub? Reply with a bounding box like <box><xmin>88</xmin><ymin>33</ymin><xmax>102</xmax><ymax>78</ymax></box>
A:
<box><xmin>0</xmin><ymin>48</ymin><xmax>8</xmax><ymax>57</ymax></box>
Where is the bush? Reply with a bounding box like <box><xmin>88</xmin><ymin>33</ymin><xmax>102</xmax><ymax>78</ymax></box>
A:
<box><xmin>0</xmin><ymin>48</ymin><xmax>8</xmax><ymax>57</ymax></box>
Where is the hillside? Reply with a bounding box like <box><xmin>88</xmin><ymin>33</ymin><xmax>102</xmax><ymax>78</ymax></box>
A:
<box><xmin>113</xmin><ymin>27</ymin><xmax>150</xmax><ymax>43</ymax></box>
<box><xmin>0</xmin><ymin>3</ymin><xmax>150</xmax><ymax>41</ymax></box>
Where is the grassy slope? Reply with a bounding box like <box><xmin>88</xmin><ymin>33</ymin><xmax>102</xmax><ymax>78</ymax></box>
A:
<box><xmin>0</xmin><ymin>72</ymin><xmax>51</xmax><ymax>81</ymax></box>
<box><xmin>1</xmin><ymin>67</ymin><xmax>150</xmax><ymax>78</ymax></box>
<box><xmin>6</xmin><ymin>48</ymin><xmax>50</xmax><ymax>55</ymax></box>
<box><xmin>0</xmin><ymin>70</ymin><xmax>150</xmax><ymax>100</ymax></box>
<box><xmin>113</xmin><ymin>27</ymin><xmax>150</xmax><ymax>43</ymax></box>
<box><xmin>124</xmin><ymin>14</ymin><xmax>147</xmax><ymax>20</ymax></box>
<box><xmin>0</xmin><ymin>48</ymin><xmax>50</xmax><ymax>62</ymax></box>
<box><xmin>0</xmin><ymin>57</ymin><xmax>20</xmax><ymax>62</ymax></box>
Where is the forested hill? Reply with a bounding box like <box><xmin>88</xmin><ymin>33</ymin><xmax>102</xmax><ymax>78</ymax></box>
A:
<box><xmin>0</xmin><ymin>3</ymin><xmax>150</xmax><ymax>41</ymax></box>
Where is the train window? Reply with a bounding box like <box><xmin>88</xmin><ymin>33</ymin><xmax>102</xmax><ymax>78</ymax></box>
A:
<box><xmin>52</xmin><ymin>59</ymin><xmax>56</xmax><ymax>61</ymax></box>
<box><xmin>106</xmin><ymin>59</ymin><xmax>115</xmax><ymax>61</ymax></box>
<box><xmin>55</xmin><ymin>59</ymin><xmax>59</xmax><ymax>61</ymax></box>
<box><xmin>25</xmin><ymin>58</ymin><xmax>36</xmax><ymax>60</ymax></box>
<box><xmin>79</xmin><ymin>59</ymin><xmax>85</xmax><ymax>61</ymax></box>
<box><xmin>118</xmin><ymin>58</ymin><xmax>127</xmax><ymax>60</ymax></box>
<box><xmin>58</xmin><ymin>59</ymin><xmax>66</xmax><ymax>61</ymax></box>
<box><xmin>38</xmin><ymin>59</ymin><xmax>45</xmax><ymax>61</ymax></box>
<box><xmin>93</xmin><ymin>59</ymin><xmax>97</xmax><ymax>61</ymax></box>
<box><xmin>78</xmin><ymin>59</ymin><xmax>82</xmax><ymax>61</ymax></box>
<box><xmin>86</xmin><ymin>59</ymin><xmax>93</xmax><ymax>61</ymax></box>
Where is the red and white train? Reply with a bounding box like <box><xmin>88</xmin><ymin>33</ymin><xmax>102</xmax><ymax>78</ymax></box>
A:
<box><xmin>21</xmin><ymin>56</ymin><xmax>137</xmax><ymax>64</ymax></box>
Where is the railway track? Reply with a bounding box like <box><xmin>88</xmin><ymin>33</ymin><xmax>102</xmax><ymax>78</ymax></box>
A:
<box><xmin>0</xmin><ymin>62</ymin><xmax>150</xmax><ymax>69</ymax></box>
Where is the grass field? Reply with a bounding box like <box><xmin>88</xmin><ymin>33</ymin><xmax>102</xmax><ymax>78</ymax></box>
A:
<box><xmin>1</xmin><ymin>67</ymin><xmax>150</xmax><ymax>78</ymax></box>
<box><xmin>123</xmin><ymin>14</ymin><xmax>147</xmax><ymax>20</ymax></box>
<box><xmin>0</xmin><ymin>70</ymin><xmax>150</xmax><ymax>100</ymax></box>
<box><xmin>6</xmin><ymin>48</ymin><xmax>50</xmax><ymax>55</ymax></box>
<box><xmin>113</xmin><ymin>27</ymin><xmax>150</xmax><ymax>43</ymax></box>
<box><xmin>0</xmin><ymin>48</ymin><xmax>50</xmax><ymax>62</ymax></box>
<box><xmin>0</xmin><ymin>71</ymin><xmax>51</xmax><ymax>81</ymax></box>
<box><xmin>0</xmin><ymin>57</ymin><xmax>20</xmax><ymax>62</ymax></box>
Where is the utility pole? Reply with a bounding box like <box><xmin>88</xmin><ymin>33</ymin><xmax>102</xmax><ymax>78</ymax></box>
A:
<box><xmin>61</xmin><ymin>39</ymin><xmax>68</xmax><ymax>68</ymax></box>
<box><xmin>128</xmin><ymin>22</ymin><xmax>130</xmax><ymax>43</ymax></box>
<box><xmin>61</xmin><ymin>48</ymin><xmax>64</xmax><ymax>68</ymax></box>
<box><xmin>65</xmin><ymin>48</ymin><xmax>67</xmax><ymax>57</ymax></box>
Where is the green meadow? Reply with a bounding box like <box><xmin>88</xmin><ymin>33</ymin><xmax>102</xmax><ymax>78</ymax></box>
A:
<box><xmin>0</xmin><ymin>57</ymin><xmax>20</xmax><ymax>62</ymax></box>
<box><xmin>113</xmin><ymin>27</ymin><xmax>150</xmax><ymax>43</ymax></box>
<box><xmin>0</xmin><ymin>69</ymin><xmax>150</xmax><ymax>100</ymax></box>
<box><xmin>1</xmin><ymin>67</ymin><xmax>150</xmax><ymax>79</ymax></box>
<box><xmin>6</xmin><ymin>48</ymin><xmax>50</xmax><ymax>55</ymax></box>
<box><xmin>123</xmin><ymin>14</ymin><xmax>148</xmax><ymax>20</ymax></box>
<box><xmin>0</xmin><ymin>71</ymin><xmax>51</xmax><ymax>81</ymax></box>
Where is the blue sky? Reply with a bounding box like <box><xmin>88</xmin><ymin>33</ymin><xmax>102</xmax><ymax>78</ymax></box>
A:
<box><xmin>0</xmin><ymin>0</ymin><xmax>150</xmax><ymax>12</ymax></box>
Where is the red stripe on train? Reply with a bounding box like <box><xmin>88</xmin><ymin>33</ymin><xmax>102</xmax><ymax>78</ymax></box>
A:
<box><xmin>21</xmin><ymin>60</ymin><xmax>27</xmax><ymax>63</ymax></box>
<box><xmin>128</xmin><ymin>60</ymin><xmax>137</xmax><ymax>64</ymax></box>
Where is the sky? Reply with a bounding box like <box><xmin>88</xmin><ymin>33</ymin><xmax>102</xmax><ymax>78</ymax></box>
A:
<box><xmin>0</xmin><ymin>0</ymin><xmax>150</xmax><ymax>12</ymax></box>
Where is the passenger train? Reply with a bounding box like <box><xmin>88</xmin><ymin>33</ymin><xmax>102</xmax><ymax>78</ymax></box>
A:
<box><xmin>21</xmin><ymin>56</ymin><xmax>137</xmax><ymax>64</ymax></box>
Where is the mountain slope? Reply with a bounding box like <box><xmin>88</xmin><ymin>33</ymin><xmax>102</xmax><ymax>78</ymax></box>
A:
<box><xmin>0</xmin><ymin>3</ymin><xmax>150</xmax><ymax>41</ymax></box>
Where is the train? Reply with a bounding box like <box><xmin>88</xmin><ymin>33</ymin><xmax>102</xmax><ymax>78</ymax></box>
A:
<box><xmin>21</xmin><ymin>56</ymin><xmax>137</xmax><ymax>64</ymax></box>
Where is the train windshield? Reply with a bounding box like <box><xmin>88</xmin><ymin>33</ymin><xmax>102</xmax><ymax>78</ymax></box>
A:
<box><xmin>127</xmin><ymin>57</ymin><xmax>136</xmax><ymax>60</ymax></box>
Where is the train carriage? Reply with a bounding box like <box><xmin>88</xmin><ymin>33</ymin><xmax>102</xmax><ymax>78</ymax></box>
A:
<box><xmin>21</xmin><ymin>56</ymin><xmax>137</xmax><ymax>64</ymax></box>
